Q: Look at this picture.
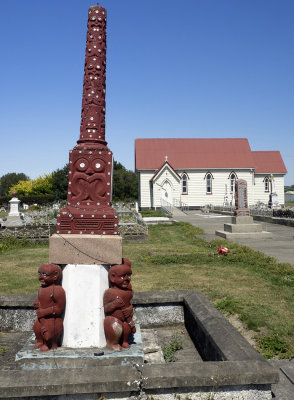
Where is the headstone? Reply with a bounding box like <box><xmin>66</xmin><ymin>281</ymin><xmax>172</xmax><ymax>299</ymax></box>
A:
<box><xmin>9</xmin><ymin>196</ymin><xmax>21</xmax><ymax>217</ymax></box>
<box><xmin>268</xmin><ymin>175</ymin><xmax>280</xmax><ymax>208</ymax></box>
<box><xmin>5</xmin><ymin>193</ymin><xmax>24</xmax><ymax>227</ymax></box>
<box><xmin>234</xmin><ymin>179</ymin><xmax>250</xmax><ymax>216</ymax></box>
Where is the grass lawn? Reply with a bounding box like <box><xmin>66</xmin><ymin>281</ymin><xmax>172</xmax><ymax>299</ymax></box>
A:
<box><xmin>0</xmin><ymin>222</ymin><xmax>293</xmax><ymax>359</ymax></box>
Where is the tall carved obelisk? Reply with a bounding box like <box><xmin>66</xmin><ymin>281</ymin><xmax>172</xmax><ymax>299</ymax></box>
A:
<box><xmin>56</xmin><ymin>5</ymin><xmax>118</xmax><ymax>235</ymax></box>
<box><xmin>49</xmin><ymin>5</ymin><xmax>122</xmax><ymax>348</ymax></box>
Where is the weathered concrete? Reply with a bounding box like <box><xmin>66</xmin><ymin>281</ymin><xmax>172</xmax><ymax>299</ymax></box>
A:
<box><xmin>143</xmin><ymin>217</ymin><xmax>173</xmax><ymax>225</ymax></box>
<box><xmin>216</xmin><ymin>215</ymin><xmax>272</xmax><ymax>239</ymax></box>
<box><xmin>49</xmin><ymin>234</ymin><xmax>122</xmax><ymax>265</ymax></box>
<box><xmin>0</xmin><ymin>290</ymin><xmax>278</xmax><ymax>399</ymax></box>
<box><xmin>16</xmin><ymin>326</ymin><xmax>143</xmax><ymax>370</ymax></box>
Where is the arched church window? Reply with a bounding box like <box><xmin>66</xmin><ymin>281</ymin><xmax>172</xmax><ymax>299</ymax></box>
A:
<box><xmin>230</xmin><ymin>173</ymin><xmax>236</xmax><ymax>193</ymax></box>
<box><xmin>264</xmin><ymin>176</ymin><xmax>270</xmax><ymax>192</ymax></box>
<box><xmin>182</xmin><ymin>173</ymin><xmax>188</xmax><ymax>194</ymax></box>
<box><xmin>206</xmin><ymin>173</ymin><xmax>212</xmax><ymax>194</ymax></box>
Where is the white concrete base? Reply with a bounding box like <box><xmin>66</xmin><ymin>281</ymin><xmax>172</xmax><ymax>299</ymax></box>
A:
<box><xmin>62</xmin><ymin>264</ymin><xmax>109</xmax><ymax>348</ymax></box>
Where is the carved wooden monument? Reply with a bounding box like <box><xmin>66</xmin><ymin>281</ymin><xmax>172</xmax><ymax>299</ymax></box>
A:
<box><xmin>56</xmin><ymin>5</ymin><xmax>118</xmax><ymax>236</ymax></box>
<box><xmin>49</xmin><ymin>5</ymin><xmax>123</xmax><ymax>349</ymax></box>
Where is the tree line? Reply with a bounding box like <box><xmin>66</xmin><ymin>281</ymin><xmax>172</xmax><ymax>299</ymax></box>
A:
<box><xmin>0</xmin><ymin>162</ymin><xmax>138</xmax><ymax>205</ymax></box>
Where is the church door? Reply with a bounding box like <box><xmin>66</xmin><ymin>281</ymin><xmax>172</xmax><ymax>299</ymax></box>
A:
<box><xmin>161</xmin><ymin>181</ymin><xmax>173</xmax><ymax>205</ymax></box>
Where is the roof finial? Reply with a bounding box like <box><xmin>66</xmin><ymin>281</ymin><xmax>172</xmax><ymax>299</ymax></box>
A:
<box><xmin>165</xmin><ymin>155</ymin><xmax>168</xmax><ymax>162</ymax></box>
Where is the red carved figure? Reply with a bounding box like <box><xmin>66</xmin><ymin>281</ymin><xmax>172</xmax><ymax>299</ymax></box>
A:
<box><xmin>33</xmin><ymin>264</ymin><xmax>66</xmax><ymax>352</ymax></box>
<box><xmin>56</xmin><ymin>5</ymin><xmax>118</xmax><ymax>235</ymax></box>
<box><xmin>103</xmin><ymin>259</ymin><xmax>136</xmax><ymax>351</ymax></box>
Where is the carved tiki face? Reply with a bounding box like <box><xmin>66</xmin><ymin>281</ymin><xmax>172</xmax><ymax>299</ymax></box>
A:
<box><xmin>68</xmin><ymin>147</ymin><xmax>112</xmax><ymax>207</ymax></box>
<box><xmin>38</xmin><ymin>264</ymin><xmax>62</xmax><ymax>287</ymax></box>
<box><xmin>109</xmin><ymin>264</ymin><xmax>132</xmax><ymax>290</ymax></box>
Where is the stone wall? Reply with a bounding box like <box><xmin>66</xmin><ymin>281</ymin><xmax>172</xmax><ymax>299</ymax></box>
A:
<box><xmin>0</xmin><ymin>225</ymin><xmax>56</xmax><ymax>242</ymax></box>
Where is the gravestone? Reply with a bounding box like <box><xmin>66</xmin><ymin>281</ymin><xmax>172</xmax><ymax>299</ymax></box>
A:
<box><xmin>216</xmin><ymin>179</ymin><xmax>272</xmax><ymax>239</ymax></box>
<box><xmin>5</xmin><ymin>193</ymin><xmax>24</xmax><ymax>227</ymax></box>
<box><xmin>234</xmin><ymin>179</ymin><xmax>250</xmax><ymax>216</ymax></box>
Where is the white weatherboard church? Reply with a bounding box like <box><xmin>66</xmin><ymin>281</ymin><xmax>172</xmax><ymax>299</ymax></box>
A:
<box><xmin>135</xmin><ymin>138</ymin><xmax>287</xmax><ymax>210</ymax></box>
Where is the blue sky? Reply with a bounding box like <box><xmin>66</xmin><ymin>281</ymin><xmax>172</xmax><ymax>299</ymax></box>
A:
<box><xmin>1</xmin><ymin>0</ymin><xmax>293</xmax><ymax>184</ymax></box>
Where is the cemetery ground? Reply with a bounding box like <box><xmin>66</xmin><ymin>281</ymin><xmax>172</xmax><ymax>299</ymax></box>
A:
<box><xmin>0</xmin><ymin>222</ymin><xmax>293</xmax><ymax>361</ymax></box>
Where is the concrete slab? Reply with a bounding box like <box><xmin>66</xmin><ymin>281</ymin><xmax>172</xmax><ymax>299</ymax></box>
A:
<box><xmin>15</xmin><ymin>325</ymin><xmax>143</xmax><ymax>370</ymax></box>
<box><xmin>49</xmin><ymin>233</ymin><xmax>122</xmax><ymax>265</ymax></box>
<box><xmin>223</xmin><ymin>223</ymin><xmax>263</xmax><ymax>233</ymax></box>
<box><xmin>215</xmin><ymin>230</ymin><xmax>273</xmax><ymax>239</ymax></box>
<box><xmin>281</xmin><ymin>362</ymin><xmax>294</xmax><ymax>384</ymax></box>
<box><xmin>269</xmin><ymin>360</ymin><xmax>294</xmax><ymax>400</ymax></box>
<box><xmin>143</xmin><ymin>217</ymin><xmax>173</xmax><ymax>225</ymax></box>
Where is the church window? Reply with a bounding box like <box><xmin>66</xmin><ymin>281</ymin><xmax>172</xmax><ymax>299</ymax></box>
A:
<box><xmin>264</xmin><ymin>176</ymin><xmax>270</xmax><ymax>192</ymax></box>
<box><xmin>182</xmin><ymin>173</ymin><xmax>188</xmax><ymax>194</ymax></box>
<box><xmin>204</xmin><ymin>171</ymin><xmax>213</xmax><ymax>194</ymax></box>
<box><xmin>206</xmin><ymin>173</ymin><xmax>212</xmax><ymax>194</ymax></box>
<box><xmin>230</xmin><ymin>173</ymin><xmax>236</xmax><ymax>193</ymax></box>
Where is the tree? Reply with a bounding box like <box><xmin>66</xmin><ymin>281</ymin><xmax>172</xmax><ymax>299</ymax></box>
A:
<box><xmin>51</xmin><ymin>164</ymin><xmax>69</xmax><ymax>200</ymax></box>
<box><xmin>113</xmin><ymin>161</ymin><xmax>138</xmax><ymax>201</ymax></box>
<box><xmin>9</xmin><ymin>174</ymin><xmax>53</xmax><ymax>197</ymax></box>
<box><xmin>0</xmin><ymin>172</ymin><xmax>30</xmax><ymax>195</ymax></box>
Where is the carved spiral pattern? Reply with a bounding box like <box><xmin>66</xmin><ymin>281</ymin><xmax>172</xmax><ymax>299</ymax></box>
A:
<box><xmin>79</xmin><ymin>6</ymin><xmax>107</xmax><ymax>144</ymax></box>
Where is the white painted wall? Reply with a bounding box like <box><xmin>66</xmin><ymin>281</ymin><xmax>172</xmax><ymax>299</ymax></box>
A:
<box><xmin>138</xmin><ymin>168</ymin><xmax>286</xmax><ymax>208</ymax></box>
<box><xmin>254</xmin><ymin>174</ymin><xmax>285</xmax><ymax>205</ymax></box>
<box><xmin>139</xmin><ymin>171</ymin><xmax>154</xmax><ymax>208</ymax></box>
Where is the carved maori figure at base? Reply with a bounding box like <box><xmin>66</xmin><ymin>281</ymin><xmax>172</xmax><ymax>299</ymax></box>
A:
<box><xmin>103</xmin><ymin>258</ymin><xmax>135</xmax><ymax>351</ymax></box>
<box><xmin>33</xmin><ymin>264</ymin><xmax>66</xmax><ymax>352</ymax></box>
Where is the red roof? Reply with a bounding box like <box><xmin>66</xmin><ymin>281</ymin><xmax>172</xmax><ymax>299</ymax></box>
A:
<box><xmin>252</xmin><ymin>151</ymin><xmax>287</xmax><ymax>174</ymax></box>
<box><xmin>135</xmin><ymin>138</ymin><xmax>255</xmax><ymax>170</ymax></box>
<box><xmin>135</xmin><ymin>138</ymin><xmax>287</xmax><ymax>174</ymax></box>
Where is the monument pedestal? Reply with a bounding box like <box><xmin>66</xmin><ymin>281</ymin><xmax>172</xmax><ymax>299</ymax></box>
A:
<box><xmin>49</xmin><ymin>234</ymin><xmax>123</xmax><ymax>348</ymax></box>
<box><xmin>216</xmin><ymin>216</ymin><xmax>272</xmax><ymax>239</ymax></box>
<box><xmin>49</xmin><ymin>234</ymin><xmax>122</xmax><ymax>265</ymax></box>
<box><xmin>16</xmin><ymin>326</ymin><xmax>143</xmax><ymax>370</ymax></box>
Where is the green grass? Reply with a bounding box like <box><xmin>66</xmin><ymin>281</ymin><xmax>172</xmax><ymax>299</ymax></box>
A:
<box><xmin>140</xmin><ymin>209</ymin><xmax>172</xmax><ymax>218</ymax></box>
<box><xmin>0</xmin><ymin>221</ymin><xmax>293</xmax><ymax>359</ymax></box>
<box><xmin>0</xmin><ymin>346</ymin><xmax>9</xmax><ymax>356</ymax></box>
<box><xmin>285</xmin><ymin>201</ymin><xmax>294</xmax><ymax>207</ymax></box>
<box><xmin>162</xmin><ymin>335</ymin><xmax>183</xmax><ymax>362</ymax></box>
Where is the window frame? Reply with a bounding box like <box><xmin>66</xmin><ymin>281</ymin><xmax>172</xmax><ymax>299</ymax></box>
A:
<box><xmin>182</xmin><ymin>173</ymin><xmax>188</xmax><ymax>195</ymax></box>
<box><xmin>204</xmin><ymin>171</ymin><xmax>213</xmax><ymax>195</ymax></box>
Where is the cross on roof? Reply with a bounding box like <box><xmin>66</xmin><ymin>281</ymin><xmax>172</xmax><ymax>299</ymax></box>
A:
<box><xmin>165</xmin><ymin>155</ymin><xmax>168</xmax><ymax>162</ymax></box>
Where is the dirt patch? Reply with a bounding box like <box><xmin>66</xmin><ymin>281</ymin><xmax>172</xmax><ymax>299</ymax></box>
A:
<box><xmin>227</xmin><ymin>314</ymin><xmax>258</xmax><ymax>348</ymax></box>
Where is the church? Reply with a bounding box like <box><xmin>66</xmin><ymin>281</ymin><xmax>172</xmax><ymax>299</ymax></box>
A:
<box><xmin>135</xmin><ymin>138</ymin><xmax>287</xmax><ymax>210</ymax></box>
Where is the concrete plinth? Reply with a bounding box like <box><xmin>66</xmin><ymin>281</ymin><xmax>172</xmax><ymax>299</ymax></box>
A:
<box><xmin>3</xmin><ymin>216</ymin><xmax>23</xmax><ymax>227</ymax></box>
<box><xmin>215</xmin><ymin>230</ymin><xmax>273</xmax><ymax>239</ymax></box>
<box><xmin>49</xmin><ymin>234</ymin><xmax>122</xmax><ymax>265</ymax></box>
<box><xmin>16</xmin><ymin>326</ymin><xmax>143</xmax><ymax>370</ymax></box>
<box><xmin>216</xmin><ymin>216</ymin><xmax>272</xmax><ymax>240</ymax></box>
<box><xmin>62</xmin><ymin>264</ymin><xmax>109</xmax><ymax>348</ymax></box>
